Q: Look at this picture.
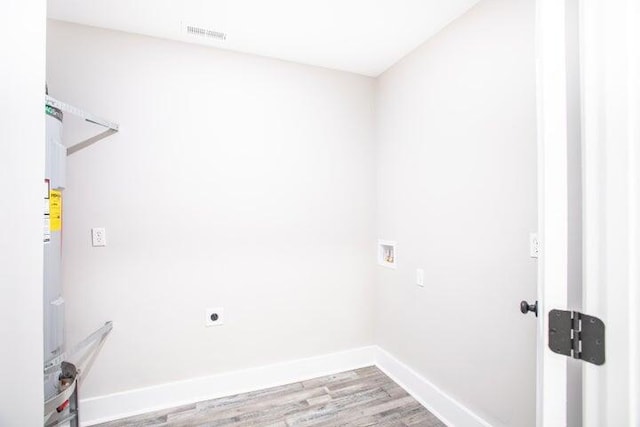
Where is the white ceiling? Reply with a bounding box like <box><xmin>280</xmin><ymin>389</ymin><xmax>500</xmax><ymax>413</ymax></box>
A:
<box><xmin>47</xmin><ymin>0</ymin><xmax>480</xmax><ymax>77</ymax></box>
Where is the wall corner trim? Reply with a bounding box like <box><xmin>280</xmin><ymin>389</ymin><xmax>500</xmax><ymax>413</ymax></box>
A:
<box><xmin>81</xmin><ymin>346</ymin><xmax>492</xmax><ymax>427</ymax></box>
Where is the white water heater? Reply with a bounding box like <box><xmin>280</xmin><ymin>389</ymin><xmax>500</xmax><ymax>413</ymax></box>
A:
<box><xmin>43</xmin><ymin>102</ymin><xmax>67</xmax><ymax>401</ymax></box>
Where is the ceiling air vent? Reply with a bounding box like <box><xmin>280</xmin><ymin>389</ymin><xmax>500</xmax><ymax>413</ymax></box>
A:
<box><xmin>185</xmin><ymin>24</ymin><xmax>227</xmax><ymax>41</ymax></box>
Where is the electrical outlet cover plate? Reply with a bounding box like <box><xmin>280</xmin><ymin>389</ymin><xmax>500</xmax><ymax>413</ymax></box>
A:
<box><xmin>92</xmin><ymin>227</ymin><xmax>107</xmax><ymax>247</ymax></box>
<box><xmin>205</xmin><ymin>307</ymin><xmax>224</xmax><ymax>327</ymax></box>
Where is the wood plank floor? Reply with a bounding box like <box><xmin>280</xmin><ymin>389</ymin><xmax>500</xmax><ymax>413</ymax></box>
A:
<box><xmin>94</xmin><ymin>366</ymin><xmax>446</xmax><ymax>427</ymax></box>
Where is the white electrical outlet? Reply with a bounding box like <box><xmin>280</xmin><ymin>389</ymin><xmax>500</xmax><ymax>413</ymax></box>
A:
<box><xmin>205</xmin><ymin>307</ymin><xmax>224</xmax><ymax>327</ymax></box>
<box><xmin>529</xmin><ymin>233</ymin><xmax>539</xmax><ymax>258</ymax></box>
<box><xmin>416</xmin><ymin>268</ymin><xmax>424</xmax><ymax>287</ymax></box>
<box><xmin>91</xmin><ymin>227</ymin><xmax>107</xmax><ymax>247</ymax></box>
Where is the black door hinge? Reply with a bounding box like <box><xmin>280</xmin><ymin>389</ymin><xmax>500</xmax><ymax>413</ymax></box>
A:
<box><xmin>548</xmin><ymin>309</ymin><xmax>605</xmax><ymax>365</ymax></box>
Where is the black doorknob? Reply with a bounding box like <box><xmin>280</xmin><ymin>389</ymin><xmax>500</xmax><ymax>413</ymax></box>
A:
<box><xmin>520</xmin><ymin>300</ymin><xmax>538</xmax><ymax>317</ymax></box>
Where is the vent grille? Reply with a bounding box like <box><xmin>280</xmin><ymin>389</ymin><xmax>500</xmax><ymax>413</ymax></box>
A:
<box><xmin>185</xmin><ymin>25</ymin><xmax>227</xmax><ymax>41</ymax></box>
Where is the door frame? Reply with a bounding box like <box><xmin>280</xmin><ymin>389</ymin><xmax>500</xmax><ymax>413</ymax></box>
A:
<box><xmin>535</xmin><ymin>0</ymin><xmax>571</xmax><ymax>425</ymax></box>
<box><xmin>580</xmin><ymin>0</ymin><xmax>640</xmax><ymax>425</ymax></box>
<box><xmin>536</xmin><ymin>0</ymin><xmax>640</xmax><ymax>425</ymax></box>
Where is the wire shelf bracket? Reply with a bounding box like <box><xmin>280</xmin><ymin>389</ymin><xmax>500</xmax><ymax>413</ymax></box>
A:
<box><xmin>45</xmin><ymin>95</ymin><xmax>119</xmax><ymax>155</ymax></box>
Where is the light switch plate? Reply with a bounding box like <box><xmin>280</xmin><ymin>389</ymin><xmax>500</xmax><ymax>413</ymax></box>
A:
<box><xmin>529</xmin><ymin>233</ymin><xmax>539</xmax><ymax>258</ymax></box>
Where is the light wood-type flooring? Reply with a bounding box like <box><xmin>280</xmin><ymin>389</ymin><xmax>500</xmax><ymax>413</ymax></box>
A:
<box><xmin>95</xmin><ymin>366</ymin><xmax>446</xmax><ymax>427</ymax></box>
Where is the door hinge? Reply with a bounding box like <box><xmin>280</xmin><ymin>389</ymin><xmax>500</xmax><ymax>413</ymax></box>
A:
<box><xmin>548</xmin><ymin>309</ymin><xmax>605</xmax><ymax>365</ymax></box>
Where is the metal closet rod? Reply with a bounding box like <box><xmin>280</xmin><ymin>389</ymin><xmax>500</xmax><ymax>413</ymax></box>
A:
<box><xmin>45</xmin><ymin>95</ymin><xmax>119</xmax><ymax>155</ymax></box>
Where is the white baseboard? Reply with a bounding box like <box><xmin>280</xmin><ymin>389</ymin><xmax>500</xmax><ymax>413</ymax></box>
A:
<box><xmin>81</xmin><ymin>346</ymin><xmax>491</xmax><ymax>427</ymax></box>
<box><xmin>80</xmin><ymin>346</ymin><xmax>376</xmax><ymax>426</ymax></box>
<box><xmin>374</xmin><ymin>347</ymin><xmax>493</xmax><ymax>427</ymax></box>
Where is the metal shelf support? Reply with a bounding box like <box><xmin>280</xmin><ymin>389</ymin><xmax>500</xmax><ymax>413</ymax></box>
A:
<box><xmin>45</xmin><ymin>95</ymin><xmax>119</xmax><ymax>155</ymax></box>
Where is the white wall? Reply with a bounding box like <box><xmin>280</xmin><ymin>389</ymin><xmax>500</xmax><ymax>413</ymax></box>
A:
<box><xmin>374</xmin><ymin>0</ymin><xmax>537</xmax><ymax>425</ymax></box>
<box><xmin>0</xmin><ymin>1</ymin><xmax>46</xmax><ymax>424</ymax></box>
<box><xmin>47</xmin><ymin>0</ymin><xmax>539</xmax><ymax>421</ymax></box>
<box><xmin>46</xmin><ymin>20</ymin><xmax>376</xmax><ymax>399</ymax></box>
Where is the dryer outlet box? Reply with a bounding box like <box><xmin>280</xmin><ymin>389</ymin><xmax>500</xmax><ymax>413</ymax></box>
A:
<box><xmin>205</xmin><ymin>307</ymin><xmax>224</xmax><ymax>327</ymax></box>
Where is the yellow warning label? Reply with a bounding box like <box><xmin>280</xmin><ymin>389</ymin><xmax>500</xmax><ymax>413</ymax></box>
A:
<box><xmin>50</xmin><ymin>190</ymin><xmax>62</xmax><ymax>232</ymax></box>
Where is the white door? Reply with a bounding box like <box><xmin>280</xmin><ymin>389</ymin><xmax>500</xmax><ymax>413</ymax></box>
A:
<box><xmin>536</xmin><ymin>0</ymin><xmax>640</xmax><ymax>425</ymax></box>
<box><xmin>535</xmin><ymin>0</ymin><xmax>573</xmax><ymax>425</ymax></box>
